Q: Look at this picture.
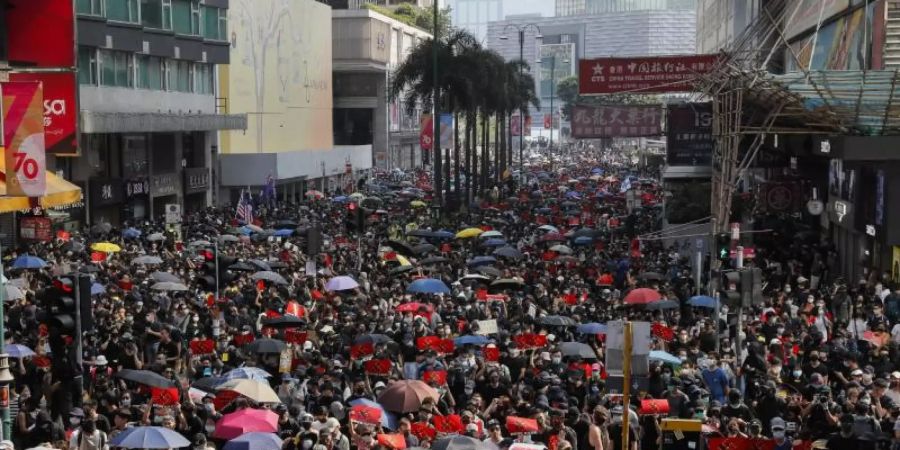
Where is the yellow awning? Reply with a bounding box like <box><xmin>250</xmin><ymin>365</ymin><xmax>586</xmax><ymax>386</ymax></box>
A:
<box><xmin>0</xmin><ymin>155</ymin><xmax>82</xmax><ymax>213</ymax></box>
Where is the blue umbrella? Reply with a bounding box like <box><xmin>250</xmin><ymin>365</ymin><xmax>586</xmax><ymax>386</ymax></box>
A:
<box><xmin>576</xmin><ymin>323</ymin><xmax>607</xmax><ymax>334</ymax></box>
<box><xmin>481</xmin><ymin>238</ymin><xmax>507</xmax><ymax>247</ymax></box>
<box><xmin>273</xmin><ymin>229</ymin><xmax>294</xmax><ymax>237</ymax></box>
<box><xmin>565</xmin><ymin>191</ymin><xmax>581</xmax><ymax>199</ymax></box>
<box><xmin>223</xmin><ymin>367</ymin><xmax>272</xmax><ymax>381</ymax></box>
<box><xmin>223</xmin><ymin>432</ymin><xmax>283</xmax><ymax>450</ymax></box>
<box><xmin>407</xmin><ymin>278</ymin><xmax>450</xmax><ymax>295</ymax></box>
<box><xmin>5</xmin><ymin>344</ymin><xmax>35</xmax><ymax>358</ymax></box>
<box><xmin>649</xmin><ymin>350</ymin><xmax>682</xmax><ymax>365</ymax></box>
<box><xmin>493</xmin><ymin>246</ymin><xmax>522</xmax><ymax>259</ymax></box>
<box><xmin>454</xmin><ymin>335</ymin><xmax>489</xmax><ymax>346</ymax></box>
<box><xmin>332</xmin><ymin>196</ymin><xmax>348</xmax><ymax>203</ymax></box>
<box><xmin>238</xmin><ymin>227</ymin><xmax>253</xmax><ymax>235</ymax></box>
<box><xmin>110</xmin><ymin>426</ymin><xmax>191</xmax><ymax>449</ymax></box>
<box><xmin>467</xmin><ymin>256</ymin><xmax>497</xmax><ymax>267</ymax></box>
<box><xmin>573</xmin><ymin>236</ymin><xmax>593</xmax><ymax>245</ymax></box>
<box><xmin>591</xmin><ymin>167</ymin><xmax>604</xmax><ymax>174</ymax></box>
<box><xmin>428</xmin><ymin>230</ymin><xmax>455</xmax><ymax>240</ymax></box>
<box><xmin>123</xmin><ymin>227</ymin><xmax>142</xmax><ymax>239</ymax></box>
<box><xmin>349</xmin><ymin>398</ymin><xmax>398</xmax><ymax>430</ymax></box>
<box><xmin>11</xmin><ymin>255</ymin><xmax>47</xmax><ymax>270</ymax></box>
<box><xmin>688</xmin><ymin>295</ymin><xmax>717</xmax><ymax>309</ymax></box>
<box><xmin>91</xmin><ymin>282</ymin><xmax>106</xmax><ymax>296</ymax></box>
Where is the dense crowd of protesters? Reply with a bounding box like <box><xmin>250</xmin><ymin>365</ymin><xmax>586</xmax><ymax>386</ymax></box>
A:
<box><xmin>2</xmin><ymin>148</ymin><xmax>900</xmax><ymax>450</ymax></box>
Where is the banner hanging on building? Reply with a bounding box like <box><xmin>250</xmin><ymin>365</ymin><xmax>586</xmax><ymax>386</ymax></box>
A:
<box><xmin>439</xmin><ymin>114</ymin><xmax>454</xmax><ymax>149</ymax></box>
<box><xmin>419</xmin><ymin>114</ymin><xmax>433</xmax><ymax>151</ymax></box>
<box><xmin>578</xmin><ymin>54</ymin><xmax>720</xmax><ymax>95</ymax></box>
<box><xmin>6</xmin><ymin>0</ymin><xmax>76</xmax><ymax>68</ymax></box>
<box><xmin>8</xmin><ymin>72</ymin><xmax>78</xmax><ymax>155</ymax></box>
<box><xmin>2</xmin><ymin>82</ymin><xmax>48</xmax><ymax>197</ymax></box>
<box><xmin>666</xmin><ymin>103</ymin><xmax>713</xmax><ymax>166</ymax></box>
<box><xmin>510</xmin><ymin>115</ymin><xmax>532</xmax><ymax>136</ymax></box>
<box><xmin>571</xmin><ymin>105</ymin><xmax>662</xmax><ymax>138</ymax></box>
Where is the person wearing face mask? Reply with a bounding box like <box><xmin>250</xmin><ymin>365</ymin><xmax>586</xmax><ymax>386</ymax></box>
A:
<box><xmin>69</xmin><ymin>419</ymin><xmax>109</xmax><ymax>450</ymax></box>
<box><xmin>770</xmin><ymin>417</ymin><xmax>791</xmax><ymax>450</ymax></box>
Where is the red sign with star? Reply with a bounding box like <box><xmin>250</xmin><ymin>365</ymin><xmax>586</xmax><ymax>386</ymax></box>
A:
<box><xmin>578</xmin><ymin>54</ymin><xmax>720</xmax><ymax>95</ymax></box>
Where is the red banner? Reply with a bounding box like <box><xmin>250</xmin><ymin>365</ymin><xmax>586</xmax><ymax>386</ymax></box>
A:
<box><xmin>410</xmin><ymin>422</ymin><xmax>436</xmax><ymax>441</ymax></box>
<box><xmin>233</xmin><ymin>333</ymin><xmax>255</xmax><ymax>346</ymax></box>
<box><xmin>9</xmin><ymin>72</ymin><xmax>78</xmax><ymax>155</ymax></box>
<box><xmin>2</xmin><ymin>81</ymin><xmax>47</xmax><ymax>197</ymax></box>
<box><xmin>284</xmin><ymin>330</ymin><xmax>308</xmax><ymax>345</ymax></box>
<box><xmin>432</xmin><ymin>415</ymin><xmax>464</xmax><ymax>434</ymax></box>
<box><xmin>513</xmin><ymin>333</ymin><xmax>548</xmax><ymax>350</ymax></box>
<box><xmin>422</xmin><ymin>370</ymin><xmax>447</xmax><ymax>385</ymax></box>
<box><xmin>6</xmin><ymin>0</ymin><xmax>75</xmax><ymax>68</ymax></box>
<box><xmin>639</xmin><ymin>399</ymin><xmax>670</xmax><ymax>415</ymax></box>
<box><xmin>707</xmin><ymin>438</ymin><xmax>776</xmax><ymax>450</ymax></box>
<box><xmin>417</xmin><ymin>336</ymin><xmax>455</xmax><ymax>354</ymax></box>
<box><xmin>363</xmin><ymin>359</ymin><xmax>392</xmax><ymax>376</ymax></box>
<box><xmin>420</xmin><ymin>114</ymin><xmax>433</xmax><ymax>151</ymax></box>
<box><xmin>19</xmin><ymin>217</ymin><xmax>52</xmax><ymax>241</ymax></box>
<box><xmin>483</xmin><ymin>346</ymin><xmax>499</xmax><ymax>362</ymax></box>
<box><xmin>350</xmin><ymin>405</ymin><xmax>383</xmax><ymax>425</ymax></box>
<box><xmin>189</xmin><ymin>339</ymin><xmax>215</xmax><ymax>355</ymax></box>
<box><xmin>570</xmin><ymin>105</ymin><xmax>662</xmax><ymax>138</ymax></box>
<box><xmin>151</xmin><ymin>387</ymin><xmax>180</xmax><ymax>406</ymax></box>
<box><xmin>377</xmin><ymin>434</ymin><xmax>407</xmax><ymax>450</ymax></box>
<box><xmin>351</xmin><ymin>342</ymin><xmax>375</xmax><ymax>359</ymax></box>
<box><xmin>651</xmin><ymin>322</ymin><xmax>675</xmax><ymax>342</ymax></box>
<box><xmin>578</xmin><ymin>54</ymin><xmax>720</xmax><ymax>94</ymax></box>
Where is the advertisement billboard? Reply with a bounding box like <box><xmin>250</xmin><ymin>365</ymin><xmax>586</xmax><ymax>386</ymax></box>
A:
<box><xmin>6</xmin><ymin>0</ymin><xmax>75</xmax><ymax>68</ymax></box>
<box><xmin>578</xmin><ymin>54</ymin><xmax>719</xmax><ymax>95</ymax></box>
<box><xmin>220</xmin><ymin>0</ymin><xmax>333</xmax><ymax>153</ymax></box>
<box><xmin>420</xmin><ymin>114</ymin><xmax>433</xmax><ymax>151</ymax></box>
<box><xmin>9</xmin><ymin>72</ymin><xmax>78</xmax><ymax>155</ymax></box>
<box><xmin>439</xmin><ymin>114</ymin><xmax>454</xmax><ymax>149</ymax></box>
<box><xmin>2</xmin><ymin>82</ymin><xmax>47</xmax><ymax>197</ymax></box>
<box><xmin>571</xmin><ymin>105</ymin><xmax>661</xmax><ymax>138</ymax></box>
<box><xmin>666</xmin><ymin>103</ymin><xmax>714</xmax><ymax>166</ymax></box>
<box><xmin>510</xmin><ymin>115</ymin><xmax>532</xmax><ymax>136</ymax></box>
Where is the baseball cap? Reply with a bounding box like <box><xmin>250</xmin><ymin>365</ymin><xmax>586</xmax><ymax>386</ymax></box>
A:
<box><xmin>770</xmin><ymin>417</ymin><xmax>786</xmax><ymax>431</ymax></box>
<box><xmin>891</xmin><ymin>371</ymin><xmax>900</xmax><ymax>379</ymax></box>
<box><xmin>851</xmin><ymin>369</ymin><xmax>863</xmax><ymax>376</ymax></box>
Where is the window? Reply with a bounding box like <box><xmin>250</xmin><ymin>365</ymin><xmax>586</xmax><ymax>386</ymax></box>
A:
<box><xmin>193</xmin><ymin>63</ymin><xmax>213</xmax><ymax>94</ymax></box>
<box><xmin>136</xmin><ymin>55</ymin><xmax>165</xmax><ymax>90</ymax></box>
<box><xmin>168</xmin><ymin>59</ymin><xmax>192</xmax><ymax>92</ymax></box>
<box><xmin>99</xmin><ymin>50</ymin><xmax>133</xmax><ymax>87</ymax></box>
<box><xmin>108</xmin><ymin>0</ymin><xmax>139</xmax><ymax>22</ymax></box>
<box><xmin>77</xmin><ymin>0</ymin><xmax>104</xmax><ymax>15</ymax></box>
<box><xmin>172</xmin><ymin>0</ymin><xmax>197</xmax><ymax>35</ymax></box>
<box><xmin>202</xmin><ymin>6</ymin><xmax>227</xmax><ymax>40</ymax></box>
<box><xmin>78</xmin><ymin>47</ymin><xmax>98</xmax><ymax>85</ymax></box>
<box><xmin>141</xmin><ymin>0</ymin><xmax>162</xmax><ymax>28</ymax></box>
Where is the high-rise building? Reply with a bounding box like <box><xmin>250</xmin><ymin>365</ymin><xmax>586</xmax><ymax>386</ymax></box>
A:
<box><xmin>558</xmin><ymin>0</ymin><xmax>697</xmax><ymax>17</ymax></box>
<box><xmin>446</xmin><ymin>0</ymin><xmax>504</xmax><ymax>43</ymax></box>
<box><xmin>695</xmin><ymin>0</ymin><xmax>760</xmax><ymax>53</ymax></box>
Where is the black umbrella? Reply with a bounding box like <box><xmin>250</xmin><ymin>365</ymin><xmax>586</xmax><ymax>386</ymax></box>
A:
<box><xmin>64</xmin><ymin>241</ymin><xmax>86</xmax><ymax>252</ymax></box>
<box><xmin>475</xmin><ymin>266</ymin><xmax>502</xmax><ymax>278</ymax></box>
<box><xmin>77</xmin><ymin>265</ymin><xmax>100</xmax><ymax>274</ymax></box>
<box><xmin>262</xmin><ymin>316</ymin><xmax>306</xmax><ymax>329</ymax></box>
<box><xmin>150</xmin><ymin>271</ymin><xmax>182</xmax><ymax>283</ymax></box>
<box><xmin>389</xmin><ymin>265</ymin><xmax>414</xmax><ymax>275</ymax></box>
<box><xmin>354</xmin><ymin>334</ymin><xmax>395</xmax><ymax>345</ymax></box>
<box><xmin>245</xmin><ymin>339</ymin><xmax>287</xmax><ymax>354</ymax></box>
<box><xmin>639</xmin><ymin>272</ymin><xmax>664</xmax><ymax>281</ymax></box>
<box><xmin>645</xmin><ymin>300</ymin><xmax>679</xmax><ymax>311</ymax></box>
<box><xmin>229</xmin><ymin>261</ymin><xmax>257</xmax><ymax>272</ymax></box>
<box><xmin>539</xmin><ymin>315</ymin><xmax>578</xmax><ymax>327</ymax></box>
<box><xmin>91</xmin><ymin>223</ymin><xmax>113</xmax><ymax>234</ymax></box>
<box><xmin>490</xmin><ymin>278</ymin><xmax>525</xmax><ymax>291</ymax></box>
<box><xmin>267</xmin><ymin>261</ymin><xmax>288</xmax><ymax>269</ymax></box>
<box><xmin>249</xmin><ymin>259</ymin><xmax>272</xmax><ymax>271</ymax></box>
<box><xmin>412</xmin><ymin>243</ymin><xmax>436</xmax><ymax>255</ymax></box>
<box><xmin>558</xmin><ymin>342</ymin><xmax>598</xmax><ymax>360</ymax></box>
<box><xmin>386</xmin><ymin>240</ymin><xmax>417</xmax><ymax>257</ymax></box>
<box><xmin>492</xmin><ymin>246</ymin><xmax>522</xmax><ymax>260</ymax></box>
<box><xmin>192</xmin><ymin>376</ymin><xmax>227</xmax><ymax>393</ymax></box>
<box><xmin>115</xmin><ymin>369</ymin><xmax>177</xmax><ymax>388</ymax></box>
<box><xmin>274</xmin><ymin>220</ymin><xmax>298</xmax><ymax>229</ymax></box>
<box><xmin>419</xmin><ymin>256</ymin><xmax>449</xmax><ymax>266</ymax></box>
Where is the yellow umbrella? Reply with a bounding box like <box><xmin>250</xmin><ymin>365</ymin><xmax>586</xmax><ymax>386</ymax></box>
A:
<box><xmin>91</xmin><ymin>242</ymin><xmax>122</xmax><ymax>253</ymax></box>
<box><xmin>381</xmin><ymin>252</ymin><xmax>412</xmax><ymax>267</ymax></box>
<box><xmin>410</xmin><ymin>200</ymin><xmax>427</xmax><ymax>208</ymax></box>
<box><xmin>456</xmin><ymin>227</ymin><xmax>484</xmax><ymax>239</ymax></box>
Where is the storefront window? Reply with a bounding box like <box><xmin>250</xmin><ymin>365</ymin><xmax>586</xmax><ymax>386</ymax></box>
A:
<box><xmin>193</xmin><ymin>63</ymin><xmax>213</xmax><ymax>95</ymax></box>
<box><xmin>123</xmin><ymin>135</ymin><xmax>149</xmax><ymax>179</ymax></box>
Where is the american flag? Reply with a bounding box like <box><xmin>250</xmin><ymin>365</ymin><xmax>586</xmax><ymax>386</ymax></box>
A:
<box><xmin>236</xmin><ymin>189</ymin><xmax>253</xmax><ymax>223</ymax></box>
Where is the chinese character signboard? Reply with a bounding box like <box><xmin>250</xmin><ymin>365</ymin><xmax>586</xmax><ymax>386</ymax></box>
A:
<box><xmin>2</xmin><ymin>81</ymin><xmax>47</xmax><ymax>197</ymax></box>
<box><xmin>184</xmin><ymin>168</ymin><xmax>210</xmax><ymax>194</ymax></box>
<box><xmin>666</xmin><ymin>103</ymin><xmax>714</xmax><ymax>166</ymax></box>
<box><xmin>151</xmin><ymin>173</ymin><xmax>181</xmax><ymax>197</ymax></box>
<box><xmin>125</xmin><ymin>179</ymin><xmax>150</xmax><ymax>198</ymax></box>
<box><xmin>571</xmin><ymin>105</ymin><xmax>661</xmax><ymax>138</ymax></box>
<box><xmin>90</xmin><ymin>178</ymin><xmax>124</xmax><ymax>207</ymax></box>
<box><xmin>19</xmin><ymin>216</ymin><xmax>53</xmax><ymax>242</ymax></box>
<box><xmin>578</xmin><ymin>54</ymin><xmax>720</xmax><ymax>95</ymax></box>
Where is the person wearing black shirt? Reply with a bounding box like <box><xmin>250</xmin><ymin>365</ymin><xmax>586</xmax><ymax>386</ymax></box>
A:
<box><xmin>607</xmin><ymin>408</ymin><xmax>639</xmax><ymax>450</ymax></box>
<box><xmin>826</xmin><ymin>414</ymin><xmax>858</xmax><ymax>449</ymax></box>
<box><xmin>721</xmin><ymin>391</ymin><xmax>754</xmax><ymax>424</ymax></box>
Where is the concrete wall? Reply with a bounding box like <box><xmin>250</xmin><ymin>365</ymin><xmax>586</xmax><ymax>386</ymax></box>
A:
<box><xmin>80</xmin><ymin>86</ymin><xmax>217</xmax><ymax>115</ymax></box>
<box><xmin>219</xmin><ymin>145</ymin><xmax>374</xmax><ymax>186</ymax></box>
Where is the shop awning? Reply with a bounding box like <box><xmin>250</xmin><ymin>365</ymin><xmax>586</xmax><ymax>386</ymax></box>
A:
<box><xmin>0</xmin><ymin>158</ymin><xmax>82</xmax><ymax>213</ymax></box>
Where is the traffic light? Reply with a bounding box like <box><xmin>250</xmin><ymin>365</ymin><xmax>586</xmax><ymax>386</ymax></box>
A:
<box><xmin>741</xmin><ymin>267</ymin><xmax>764</xmax><ymax>307</ymax></box>
<box><xmin>44</xmin><ymin>276</ymin><xmax>77</xmax><ymax>340</ymax></box>
<box><xmin>198</xmin><ymin>247</ymin><xmax>235</xmax><ymax>290</ymax></box>
<box><xmin>720</xmin><ymin>271</ymin><xmax>741</xmax><ymax>309</ymax></box>
<box><xmin>715</xmin><ymin>233</ymin><xmax>730</xmax><ymax>259</ymax></box>
<box><xmin>345</xmin><ymin>202</ymin><xmax>371</xmax><ymax>234</ymax></box>
<box><xmin>78</xmin><ymin>275</ymin><xmax>93</xmax><ymax>333</ymax></box>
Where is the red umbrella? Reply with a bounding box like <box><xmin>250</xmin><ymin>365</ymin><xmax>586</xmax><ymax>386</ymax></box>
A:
<box><xmin>506</xmin><ymin>416</ymin><xmax>539</xmax><ymax>434</ymax></box>
<box><xmin>377</xmin><ymin>380</ymin><xmax>440</xmax><ymax>413</ymax></box>
<box><xmin>213</xmin><ymin>408</ymin><xmax>278</xmax><ymax>440</ymax></box>
<box><xmin>623</xmin><ymin>288</ymin><xmax>663</xmax><ymax>305</ymax></box>
<box><xmin>396</xmin><ymin>302</ymin><xmax>433</xmax><ymax>313</ymax></box>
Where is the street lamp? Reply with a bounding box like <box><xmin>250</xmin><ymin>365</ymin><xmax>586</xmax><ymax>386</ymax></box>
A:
<box><xmin>538</xmin><ymin>55</ymin><xmax>569</xmax><ymax>171</ymax></box>
<box><xmin>500</xmin><ymin>23</ymin><xmax>542</xmax><ymax>181</ymax></box>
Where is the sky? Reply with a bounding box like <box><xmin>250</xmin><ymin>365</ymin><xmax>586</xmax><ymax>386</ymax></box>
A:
<box><xmin>504</xmin><ymin>0</ymin><xmax>556</xmax><ymax>17</ymax></box>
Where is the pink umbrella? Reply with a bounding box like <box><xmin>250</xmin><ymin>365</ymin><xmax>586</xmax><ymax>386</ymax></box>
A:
<box><xmin>623</xmin><ymin>288</ymin><xmax>663</xmax><ymax>305</ymax></box>
<box><xmin>213</xmin><ymin>408</ymin><xmax>278</xmax><ymax>440</ymax></box>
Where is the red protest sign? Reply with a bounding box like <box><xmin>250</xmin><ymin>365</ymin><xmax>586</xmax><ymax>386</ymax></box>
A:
<box><xmin>349</xmin><ymin>405</ymin><xmax>383</xmax><ymax>425</ymax></box>
<box><xmin>513</xmin><ymin>333</ymin><xmax>548</xmax><ymax>350</ymax></box>
<box><xmin>151</xmin><ymin>387</ymin><xmax>180</xmax><ymax>406</ymax></box>
<box><xmin>377</xmin><ymin>434</ymin><xmax>407</xmax><ymax>450</ymax></box>
<box><xmin>232</xmin><ymin>333</ymin><xmax>255</xmax><ymax>346</ymax></box>
<box><xmin>651</xmin><ymin>322</ymin><xmax>675</xmax><ymax>342</ymax></box>
<box><xmin>422</xmin><ymin>370</ymin><xmax>447</xmax><ymax>385</ymax></box>
<box><xmin>284</xmin><ymin>330</ymin><xmax>308</xmax><ymax>345</ymax></box>
<box><xmin>435</xmin><ymin>339</ymin><xmax>455</xmax><ymax>355</ymax></box>
<box><xmin>410</xmin><ymin>422</ymin><xmax>436</xmax><ymax>441</ymax></box>
<box><xmin>351</xmin><ymin>343</ymin><xmax>374</xmax><ymax>359</ymax></box>
<box><xmin>363</xmin><ymin>359</ymin><xmax>392</xmax><ymax>376</ymax></box>
<box><xmin>416</xmin><ymin>336</ymin><xmax>441</xmax><ymax>351</ymax></box>
<box><xmin>432</xmin><ymin>415</ymin><xmax>464</xmax><ymax>434</ymax></box>
<box><xmin>189</xmin><ymin>339</ymin><xmax>215</xmax><ymax>355</ymax></box>
<box><xmin>483</xmin><ymin>346</ymin><xmax>499</xmax><ymax>362</ymax></box>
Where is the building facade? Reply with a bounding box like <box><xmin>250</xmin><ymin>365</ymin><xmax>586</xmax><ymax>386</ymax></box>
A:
<box><xmin>73</xmin><ymin>0</ymin><xmax>246</xmax><ymax>226</ymax></box>
<box><xmin>447</xmin><ymin>0</ymin><xmax>504</xmax><ymax>43</ymax></box>
<box><xmin>332</xmin><ymin>8</ymin><xmax>432</xmax><ymax>171</ymax></box>
<box><xmin>487</xmin><ymin>8</ymin><xmax>697</xmax><ymax>133</ymax></box>
<box><xmin>696</xmin><ymin>0</ymin><xmax>760</xmax><ymax>53</ymax></box>
<box><xmin>558</xmin><ymin>0</ymin><xmax>696</xmax><ymax>17</ymax></box>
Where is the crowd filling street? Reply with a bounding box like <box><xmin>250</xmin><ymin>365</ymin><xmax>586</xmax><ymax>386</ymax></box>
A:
<box><xmin>3</xmin><ymin>147</ymin><xmax>900</xmax><ymax>450</ymax></box>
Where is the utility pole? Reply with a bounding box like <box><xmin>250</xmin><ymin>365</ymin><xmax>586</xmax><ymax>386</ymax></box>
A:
<box><xmin>432</xmin><ymin>0</ymin><xmax>442</xmax><ymax>208</ymax></box>
<box><xmin>501</xmin><ymin>23</ymin><xmax>541</xmax><ymax>181</ymax></box>
<box><xmin>621</xmin><ymin>321</ymin><xmax>633</xmax><ymax>450</ymax></box>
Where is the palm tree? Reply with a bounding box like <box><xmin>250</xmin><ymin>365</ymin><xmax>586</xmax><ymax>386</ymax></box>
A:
<box><xmin>504</xmin><ymin>60</ymin><xmax>539</xmax><ymax>176</ymax></box>
<box><xmin>390</xmin><ymin>30</ymin><xmax>481</xmax><ymax>208</ymax></box>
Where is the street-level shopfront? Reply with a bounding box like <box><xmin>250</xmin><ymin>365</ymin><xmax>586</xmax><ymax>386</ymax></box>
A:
<box><xmin>184</xmin><ymin>167</ymin><xmax>211</xmax><ymax>213</ymax></box>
